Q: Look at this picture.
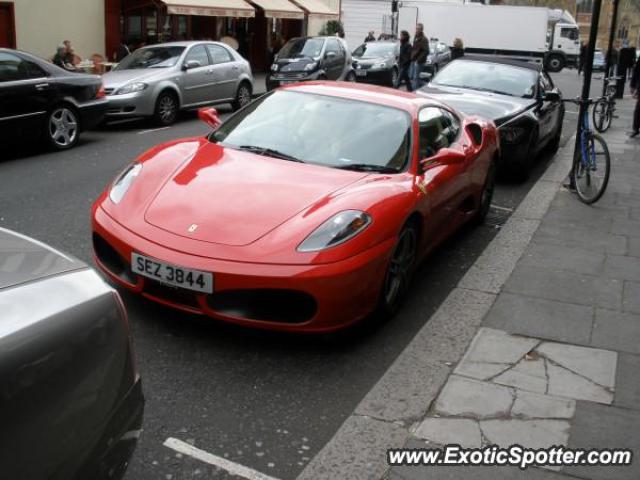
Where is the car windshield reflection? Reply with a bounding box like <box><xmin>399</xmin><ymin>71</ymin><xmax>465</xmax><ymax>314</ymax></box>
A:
<box><xmin>116</xmin><ymin>46</ymin><xmax>186</xmax><ymax>70</ymax></box>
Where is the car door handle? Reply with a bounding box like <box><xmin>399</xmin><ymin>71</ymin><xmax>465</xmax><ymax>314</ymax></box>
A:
<box><xmin>232</xmin><ymin>65</ymin><xmax>239</xmax><ymax>70</ymax></box>
<box><xmin>35</xmin><ymin>83</ymin><xmax>50</xmax><ymax>90</ymax></box>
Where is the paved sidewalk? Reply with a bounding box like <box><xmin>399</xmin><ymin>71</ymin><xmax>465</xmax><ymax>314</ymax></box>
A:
<box><xmin>387</xmin><ymin>98</ymin><xmax>640</xmax><ymax>479</ymax></box>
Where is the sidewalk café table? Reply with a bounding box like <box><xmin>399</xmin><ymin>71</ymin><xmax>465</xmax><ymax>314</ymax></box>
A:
<box><xmin>100</xmin><ymin>62</ymin><xmax>117</xmax><ymax>72</ymax></box>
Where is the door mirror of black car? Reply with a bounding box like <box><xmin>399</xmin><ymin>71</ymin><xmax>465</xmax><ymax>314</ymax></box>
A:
<box><xmin>198</xmin><ymin>107</ymin><xmax>222</xmax><ymax>130</ymax></box>
<box><xmin>183</xmin><ymin>60</ymin><xmax>202</xmax><ymax>70</ymax></box>
<box><xmin>421</xmin><ymin>147</ymin><xmax>466</xmax><ymax>170</ymax></box>
<box><xmin>325</xmin><ymin>51</ymin><xmax>337</xmax><ymax>59</ymax></box>
<box><xmin>542</xmin><ymin>91</ymin><xmax>561</xmax><ymax>102</ymax></box>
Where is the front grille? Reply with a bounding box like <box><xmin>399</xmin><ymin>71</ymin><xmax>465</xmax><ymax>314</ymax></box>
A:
<box><xmin>207</xmin><ymin>289</ymin><xmax>317</xmax><ymax>324</ymax></box>
<box><xmin>278</xmin><ymin>71</ymin><xmax>307</xmax><ymax>79</ymax></box>
<box><xmin>144</xmin><ymin>279</ymin><xmax>201</xmax><ymax>310</ymax></box>
<box><xmin>356</xmin><ymin>64</ymin><xmax>373</xmax><ymax>70</ymax></box>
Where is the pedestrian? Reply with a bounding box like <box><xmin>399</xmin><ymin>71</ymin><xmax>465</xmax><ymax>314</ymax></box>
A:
<box><xmin>578</xmin><ymin>41</ymin><xmax>587</xmax><ymax>75</ymax></box>
<box><xmin>451</xmin><ymin>38</ymin><xmax>464</xmax><ymax>60</ymax></box>
<box><xmin>396</xmin><ymin>30</ymin><xmax>413</xmax><ymax>92</ymax></box>
<box><xmin>618</xmin><ymin>41</ymin><xmax>634</xmax><ymax>81</ymax></box>
<box><xmin>364</xmin><ymin>31</ymin><xmax>375</xmax><ymax>43</ymax></box>
<box><xmin>629</xmin><ymin>55</ymin><xmax>640</xmax><ymax>137</ymax></box>
<box><xmin>116</xmin><ymin>38</ymin><xmax>131</xmax><ymax>62</ymax></box>
<box><xmin>410</xmin><ymin>23</ymin><xmax>430</xmax><ymax>91</ymax></box>
<box><xmin>52</xmin><ymin>45</ymin><xmax>75</xmax><ymax>70</ymax></box>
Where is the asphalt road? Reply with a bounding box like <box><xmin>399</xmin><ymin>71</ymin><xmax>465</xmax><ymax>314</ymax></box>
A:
<box><xmin>0</xmin><ymin>70</ymin><xmax>603</xmax><ymax>480</ymax></box>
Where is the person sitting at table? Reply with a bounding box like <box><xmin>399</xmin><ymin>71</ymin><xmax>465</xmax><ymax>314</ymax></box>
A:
<box><xmin>53</xmin><ymin>45</ymin><xmax>75</xmax><ymax>71</ymax></box>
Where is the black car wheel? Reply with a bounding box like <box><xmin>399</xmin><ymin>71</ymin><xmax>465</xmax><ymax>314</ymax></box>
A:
<box><xmin>377</xmin><ymin>222</ymin><xmax>418</xmax><ymax>317</ymax></box>
<box><xmin>153</xmin><ymin>91</ymin><xmax>178</xmax><ymax>126</ymax></box>
<box><xmin>232</xmin><ymin>82</ymin><xmax>252</xmax><ymax>111</ymax></box>
<box><xmin>390</xmin><ymin>68</ymin><xmax>399</xmax><ymax>87</ymax></box>
<box><xmin>46</xmin><ymin>106</ymin><xmax>79</xmax><ymax>150</ymax></box>
<box><xmin>345</xmin><ymin>71</ymin><xmax>356</xmax><ymax>82</ymax></box>
<box><xmin>474</xmin><ymin>161</ymin><xmax>496</xmax><ymax>225</ymax></box>
<box><xmin>548</xmin><ymin>110</ymin><xmax>564</xmax><ymax>153</ymax></box>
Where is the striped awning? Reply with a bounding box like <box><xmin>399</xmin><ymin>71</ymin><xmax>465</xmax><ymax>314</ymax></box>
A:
<box><xmin>162</xmin><ymin>0</ymin><xmax>255</xmax><ymax>17</ymax></box>
<box><xmin>249</xmin><ymin>0</ymin><xmax>304</xmax><ymax>19</ymax></box>
<box><xmin>290</xmin><ymin>0</ymin><xmax>338</xmax><ymax>19</ymax></box>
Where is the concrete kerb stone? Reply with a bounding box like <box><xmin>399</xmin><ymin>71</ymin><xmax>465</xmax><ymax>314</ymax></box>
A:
<box><xmin>296</xmin><ymin>137</ymin><xmax>577</xmax><ymax>480</ymax></box>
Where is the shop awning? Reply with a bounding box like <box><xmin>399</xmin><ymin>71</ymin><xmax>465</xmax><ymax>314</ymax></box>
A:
<box><xmin>162</xmin><ymin>0</ymin><xmax>255</xmax><ymax>18</ymax></box>
<box><xmin>290</xmin><ymin>0</ymin><xmax>338</xmax><ymax>19</ymax></box>
<box><xmin>249</xmin><ymin>0</ymin><xmax>304</xmax><ymax>19</ymax></box>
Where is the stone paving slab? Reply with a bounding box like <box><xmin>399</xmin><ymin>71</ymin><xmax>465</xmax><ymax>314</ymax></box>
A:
<box><xmin>613</xmin><ymin>352</ymin><xmax>640</xmax><ymax>411</ymax></box>
<box><xmin>592</xmin><ymin>309</ymin><xmax>640</xmax><ymax>354</ymax></box>
<box><xmin>622</xmin><ymin>281</ymin><xmax>640</xmax><ymax>314</ymax></box>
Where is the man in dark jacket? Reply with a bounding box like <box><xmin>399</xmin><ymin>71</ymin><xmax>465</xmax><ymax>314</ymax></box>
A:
<box><xmin>630</xmin><ymin>57</ymin><xmax>640</xmax><ymax>137</ymax></box>
<box><xmin>410</xmin><ymin>23</ymin><xmax>430</xmax><ymax>90</ymax></box>
<box><xmin>396</xmin><ymin>30</ymin><xmax>413</xmax><ymax>91</ymax></box>
<box><xmin>364</xmin><ymin>31</ymin><xmax>375</xmax><ymax>43</ymax></box>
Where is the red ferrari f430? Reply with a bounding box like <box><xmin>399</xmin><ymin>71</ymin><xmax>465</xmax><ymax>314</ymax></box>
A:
<box><xmin>92</xmin><ymin>82</ymin><xmax>498</xmax><ymax>333</ymax></box>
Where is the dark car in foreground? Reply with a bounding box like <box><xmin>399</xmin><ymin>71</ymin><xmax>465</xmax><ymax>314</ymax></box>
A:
<box><xmin>0</xmin><ymin>227</ymin><xmax>143</xmax><ymax>479</ymax></box>
<box><xmin>267</xmin><ymin>37</ymin><xmax>355</xmax><ymax>90</ymax></box>
<box><xmin>352</xmin><ymin>40</ymin><xmax>399</xmax><ymax>86</ymax></box>
<box><xmin>0</xmin><ymin>48</ymin><xmax>107</xmax><ymax>150</ymax></box>
<box><xmin>419</xmin><ymin>57</ymin><xmax>564</xmax><ymax>179</ymax></box>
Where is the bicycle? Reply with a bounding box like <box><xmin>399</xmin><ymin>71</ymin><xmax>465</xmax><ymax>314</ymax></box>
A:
<box><xmin>592</xmin><ymin>76</ymin><xmax>620</xmax><ymax>133</ymax></box>
<box><xmin>564</xmin><ymin>98</ymin><xmax>611</xmax><ymax>204</ymax></box>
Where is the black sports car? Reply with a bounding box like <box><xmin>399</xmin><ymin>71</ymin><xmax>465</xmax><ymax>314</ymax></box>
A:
<box><xmin>418</xmin><ymin>57</ymin><xmax>564</xmax><ymax>179</ymax></box>
<box><xmin>0</xmin><ymin>48</ymin><xmax>107</xmax><ymax>151</ymax></box>
<box><xmin>352</xmin><ymin>41</ymin><xmax>399</xmax><ymax>87</ymax></box>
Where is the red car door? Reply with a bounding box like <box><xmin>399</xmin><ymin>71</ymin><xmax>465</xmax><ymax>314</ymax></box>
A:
<box><xmin>414</xmin><ymin>107</ymin><xmax>472</xmax><ymax>250</ymax></box>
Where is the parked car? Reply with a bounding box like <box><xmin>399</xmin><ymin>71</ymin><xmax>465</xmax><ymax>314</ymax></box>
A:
<box><xmin>352</xmin><ymin>40</ymin><xmax>399</xmax><ymax>87</ymax></box>
<box><xmin>102</xmin><ymin>41</ymin><xmax>253</xmax><ymax>125</ymax></box>
<box><xmin>420</xmin><ymin>57</ymin><xmax>564</xmax><ymax>180</ymax></box>
<box><xmin>266</xmin><ymin>37</ymin><xmax>356</xmax><ymax>90</ymax></box>
<box><xmin>425</xmin><ymin>40</ymin><xmax>452</xmax><ymax>74</ymax></box>
<box><xmin>0</xmin><ymin>227</ymin><xmax>143</xmax><ymax>479</ymax></box>
<box><xmin>592</xmin><ymin>50</ymin><xmax>606</xmax><ymax>71</ymax></box>
<box><xmin>0</xmin><ymin>48</ymin><xmax>107</xmax><ymax>151</ymax></box>
<box><xmin>91</xmin><ymin>82</ymin><xmax>498</xmax><ymax>333</ymax></box>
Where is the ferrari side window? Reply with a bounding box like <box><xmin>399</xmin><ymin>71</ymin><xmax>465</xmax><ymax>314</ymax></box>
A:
<box><xmin>418</xmin><ymin>107</ymin><xmax>452</xmax><ymax>159</ymax></box>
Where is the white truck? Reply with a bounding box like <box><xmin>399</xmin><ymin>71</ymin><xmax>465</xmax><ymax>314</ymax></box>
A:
<box><xmin>395</xmin><ymin>2</ymin><xmax>580</xmax><ymax>72</ymax></box>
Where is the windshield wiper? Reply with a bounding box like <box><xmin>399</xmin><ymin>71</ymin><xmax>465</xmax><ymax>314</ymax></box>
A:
<box><xmin>334</xmin><ymin>164</ymin><xmax>400</xmax><ymax>173</ymax></box>
<box><xmin>236</xmin><ymin>145</ymin><xmax>305</xmax><ymax>163</ymax></box>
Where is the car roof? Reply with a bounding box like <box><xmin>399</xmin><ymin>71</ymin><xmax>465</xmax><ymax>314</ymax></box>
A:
<box><xmin>280</xmin><ymin>81</ymin><xmax>447</xmax><ymax>113</ymax></box>
<box><xmin>454</xmin><ymin>55</ymin><xmax>542</xmax><ymax>72</ymax></box>
<box><xmin>139</xmin><ymin>41</ymin><xmax>227</xmax><ymax>48</ymax></box>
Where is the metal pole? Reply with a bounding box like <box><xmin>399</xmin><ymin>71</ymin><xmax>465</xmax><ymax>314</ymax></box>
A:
<box><xmin>570</xmin><ymin>0</ymin><xmax>603</xmax><ymax>188</ymax></box>
<box><xmin>603</xmin><ymin>0</ymin><xmax>621</xmax><ymax>95</ymax></box>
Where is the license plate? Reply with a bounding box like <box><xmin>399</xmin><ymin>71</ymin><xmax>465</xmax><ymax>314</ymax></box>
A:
<box><xmin>279</xmin><ymin>80</ymin><xmax>295</xmax><ymax>85</ymax></box>
<box><xmin>356</xmin><ymin>70</ymin><xmax>367</xmax><ymax>77</ymax></box>
<box><xmin>131</xmin><ymin>253</ymin><xmax>213</xmax><ymax>294</ymax></box>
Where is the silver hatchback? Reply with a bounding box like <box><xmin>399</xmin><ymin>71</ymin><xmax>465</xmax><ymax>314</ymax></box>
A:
<box><xmin>103</xmin><ymin>41</ymin><xmax>254</xmax><ymax>125</ymax></box>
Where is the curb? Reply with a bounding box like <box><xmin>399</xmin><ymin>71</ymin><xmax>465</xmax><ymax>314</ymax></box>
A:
<box><xmin>296</xmin><ymin>139</ymin><xmax>576</xmax><ymax>480</ymax></box>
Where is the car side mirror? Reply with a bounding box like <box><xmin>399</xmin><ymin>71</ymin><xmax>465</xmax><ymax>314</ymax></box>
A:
<box><xmin>198</xmin><ymin>107</ymin><xmax>222</xmax><ymax>130</ymax></box>
<box><xmin>542</xmin><ymin>91</ymin><xmax>561</xmax><ymax>102</ymax></box>
<box><xmin>420</xmin><ymin>148</ymin><xmax>466</xmax><ymax>170</ymax></box>
<box><xmin>325</xmin><ymin>51</ymin><xmax>337</xmax><ymax>59</ymax></box>
<box><xmin>183</xmin><ymin>60</ymin><xmax>201</xmax><ymax>70</ymax></box>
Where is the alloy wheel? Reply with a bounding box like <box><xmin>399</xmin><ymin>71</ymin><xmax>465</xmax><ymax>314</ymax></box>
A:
<box><xmin>383</xmin><ymin>226</ymin><xmax>417</xmax><ymax>309</ymax></box>
<box><xmin>158</xmin><ymin>95</ymin><xmax>177</xmax><ymax>123</ymax></box>
<box><xmin>238</xmin><ymin>85</ymin><xmax>251</xmax><ymax>107</ymax></box>
<box><xmin>48</xmin><ymin>107</ymin><xmax>78</xmax><ymax>148</ymax></box>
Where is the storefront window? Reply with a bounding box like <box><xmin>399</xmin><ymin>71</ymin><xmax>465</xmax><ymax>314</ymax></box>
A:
<box><xmin>128</xmin><ymin>15</ymin><xmax>142</xmax><ymax>38</ymax></box>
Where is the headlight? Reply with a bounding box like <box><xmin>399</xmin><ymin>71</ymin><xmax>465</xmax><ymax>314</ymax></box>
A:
<box><xmin>271</xmin><ymin>63</ymin><xmax>279</xmax><ymax>72</ymax></box>
<box><xmin>500</xmin><ymin>126</ymin><xmax>527</xmax><ymax>144</ymax></box>
<box><xmin>374</xmin><ymin>62</ymin><xmax>387</xmax><ymax>69</ymax></box>
<box><xmin>304</xmin><ymin>62</ymin><xmax>318</xmax><ymax>71</ymax></box>
<box><xmin>115</xmin><ymin>82</ymin><xmax>148</xmax><ymax>95</ymax></box>
<box><xmin>109</xmin><ymin>163</ymin><xmax>142</xmax><ymax>204</ymax></box>
<box><xmin>297</xmin><ymin>210</ymin><xmax>372</xmax><ymax>252</ymax></box>
<box><xmin>426</xmin><ymin>58</ymin><xmax>433</xmax><ymax>65</ymax></box>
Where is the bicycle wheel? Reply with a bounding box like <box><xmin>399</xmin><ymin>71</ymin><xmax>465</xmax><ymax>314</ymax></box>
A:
<box><xmin>573</xmin><ymin>133</ymin><xmax>610</xmax><ymax>204</ymax></box>
<box><xmin>592</xmin><ymin>98</ymin><xmax>612</xmax><ymax>133</ymax></box>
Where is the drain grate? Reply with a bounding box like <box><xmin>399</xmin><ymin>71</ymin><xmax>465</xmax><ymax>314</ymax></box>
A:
<box><xmin>485</xmin><ymin>205</ymin><xmax>513</xmax><ymax>228</ymax></box>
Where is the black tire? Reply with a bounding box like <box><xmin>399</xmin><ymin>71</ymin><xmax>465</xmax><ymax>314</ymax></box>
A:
<box><xmin>511</xmin><ymin>129</ymin><xmax>538</xmax><ymax>182</ymax></box>
<box><xmin>547</xmin><ymin>110</ymin><xmax>564</xmax><ymax>153</ymax></box>
<box><xmin>376</xmin><ymin>222</ymin><xmax>419</xmax><ymax>318</ymax></box>
<box><xmin>573</xmin><ymin>133</ymin><xmax>610</xmax><ymax>204</ymax></box>
<box><xmin>44</xmin><ymin>105</ymin><xmax>80</xmax><ymax>151</ymax></box>
<box><xmin>153</xmin><ymin>91</ymin><xmax>179</xmax><ymax>126</ymax></box>
<box><xmin>389</xmin><ymin>67</ymin><xmax>399</xmax><ymax>87</ymax></box>
<box><xmin>592</xmin><ymin>98</ymin><xmax>612</xmax><ymax>133</ymax></box>
<box><xmin>232</xmin><ymin>81</ymin><xmax>252</xmax><ymax>111</ymax></box>
<box><xmin>345</xmin><ymin>71</ymin><xmax>356</xmax><ymax>82</ymax></box>
<box><xmin>546</xmin><ymin>54</ymin><xmax>565</xmax><ymax>73</ymax></box>
<box><xmin>474</xmin><ymin>160</ymin><xmax>496</xmax><ymax>225</ymax></box>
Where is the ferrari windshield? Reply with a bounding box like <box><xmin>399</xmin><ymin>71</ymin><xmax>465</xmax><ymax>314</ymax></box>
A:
<box><xmin>211</xmin><ymin>91</ymin><xmax>411</xmax><ymax>172</ymax></box>
<box><xmin>430</xmin><ymin>60</ymin><xmax>538</xmax><ymax>98</ymax></box>
<box><xmin>115</xmin><ymin>46</ymin><xmax>185</xmax><ymax>70</ymax></box>
<box><xmin>278</xmin><ymin>38</ymin><xmax>325</xmax><ymax>59</ymax></box>
<box><xmin>353</xmin><ymin>42</ymin><xmax>396</xmax><ymax>58</ymax></box>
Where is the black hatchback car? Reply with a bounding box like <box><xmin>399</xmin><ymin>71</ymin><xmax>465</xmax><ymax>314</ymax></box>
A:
<box><xmin>266</xmin><ymin>36</ymin><xmax>355</xmax><ymax>90</ymax></box>
<box><xmin>352</xmin><ymin>41</ymin><xmax>399</xmax><ymax>87</ymax></box>
<box><xmin>0</xmin><ymin>48</ymin><xmax>107</xmax><ymax>151</ymax></box>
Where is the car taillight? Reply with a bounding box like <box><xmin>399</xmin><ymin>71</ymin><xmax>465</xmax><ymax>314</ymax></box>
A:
<box><xmin>96</xmin><ymin>84</ymin><xmax>106</xmax><ymax>99</ymax></box>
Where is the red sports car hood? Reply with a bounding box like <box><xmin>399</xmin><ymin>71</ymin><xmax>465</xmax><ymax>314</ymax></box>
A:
<box><xmin>143</xmin><ymin>142</ymin><xmax>368</xmax><ymax>246</ymax></box>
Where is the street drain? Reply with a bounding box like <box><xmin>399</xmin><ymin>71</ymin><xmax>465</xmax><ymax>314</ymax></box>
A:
<box><xmin>485</xmin><ymin>205</ymin><xmax>512</xmax><ymax>228</ymax></box>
